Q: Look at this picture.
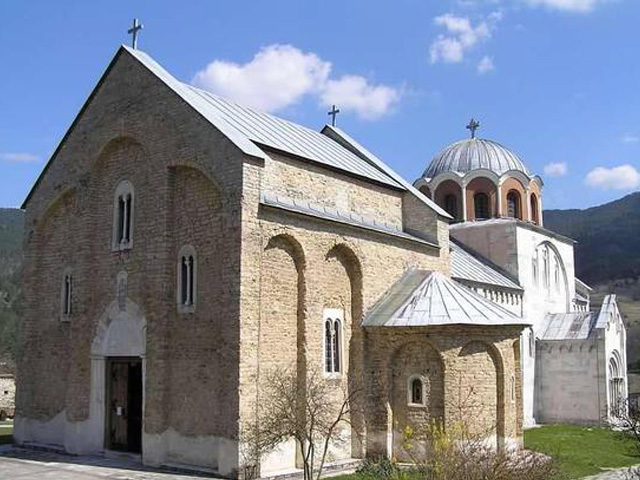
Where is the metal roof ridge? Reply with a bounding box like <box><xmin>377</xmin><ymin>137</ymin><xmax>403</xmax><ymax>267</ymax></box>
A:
<box><xmin>321</xmin><ymin>125</ymin><xmax>452</xmax><ymax>219</ymax></box>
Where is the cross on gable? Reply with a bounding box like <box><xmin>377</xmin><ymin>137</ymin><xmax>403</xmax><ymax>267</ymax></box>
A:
<box><xmin>328</xmin><ymin>105</ymin><xmax>340</xmax><ymax>127</ymax></box>
<box><xmin>128</xmin><ymin>18</ymin><xmax>143</xmax><ymax>50</ymax></box>
<box><xmin>466</xmin><ymin>118</ymin><xmax>480</xmax><ymax>139</ymax></box>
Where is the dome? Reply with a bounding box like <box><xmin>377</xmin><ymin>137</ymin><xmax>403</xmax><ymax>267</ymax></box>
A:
<box><xmin>423</xmin><ymin>138</ymin><xmax>530</xmax><ymax>179</ymax></box>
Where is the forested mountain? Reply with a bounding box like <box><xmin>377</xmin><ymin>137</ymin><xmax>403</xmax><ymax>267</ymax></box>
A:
<box><xmin>544</xmin><ymin>192</ymin><xmax>640</xmax><ymax>285</ymax></box>
<box><xmin>0</xmin><ymin>208</ymin><xmax>23</xmax><ymax>374</ymax></box>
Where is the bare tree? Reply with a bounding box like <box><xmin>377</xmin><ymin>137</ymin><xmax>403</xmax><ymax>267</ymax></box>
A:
<box><xmin>243</xmin><ymin>366</ymin><xmax>362</xmax><ymax>480</ymax></box>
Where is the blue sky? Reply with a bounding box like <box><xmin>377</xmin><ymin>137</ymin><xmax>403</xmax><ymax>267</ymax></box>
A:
<box><xmin>1</xmin><ymin>0</ymin><xmax>639</xmax><ymax>209</ymax></box>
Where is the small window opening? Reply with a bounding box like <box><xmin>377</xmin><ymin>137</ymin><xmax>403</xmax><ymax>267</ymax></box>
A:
<box><xmin>411</xmin><ymin>378</ymin><xmax>424</xmax><ymax>405</ymax></box>
<box><xmin>474</xmin><ymin>193</ymin><xmax>490</xmax><ymax>219</ymax></box>
<box><xmin>177</xmin><ymin>246</ymin><xmax>197</xmax><ymax>312</ymax></box>
<box><xmin>323</xmin><ymin>309</ymin><xmax>343</xmax><ymax>375</ymax></box>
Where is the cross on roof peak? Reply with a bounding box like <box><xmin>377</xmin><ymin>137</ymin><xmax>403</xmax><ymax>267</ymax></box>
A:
<box><xmin>128</xmin><ymin>18</ymin><xmax>143</xmax><ymax>50</ymax></box>
<box><xmin>327</xmin><ymin>105</ymin><xmax>340</xmax><ymax>127</ymax></box>
<box><xmin>466</xmin><ymin>118</ymin><xmax>480</xmax><ymax>139</ymax></box>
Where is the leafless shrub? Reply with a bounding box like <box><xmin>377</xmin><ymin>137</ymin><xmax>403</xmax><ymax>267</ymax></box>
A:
<box><xmin>242</xmin><ymin>366</ymin><xmax>363</xmax><ymax>480</ymax></box>
<box><xmin>397</xmin><ymin>420</ymin><xmax>556</xmax><ymax>480</ymax></box>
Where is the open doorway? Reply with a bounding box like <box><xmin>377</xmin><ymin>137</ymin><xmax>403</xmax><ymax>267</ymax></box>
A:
<box><xmin>106</xmin><ymin>357</ymin><xmax>143</xmax><ymax>453</ymax></box>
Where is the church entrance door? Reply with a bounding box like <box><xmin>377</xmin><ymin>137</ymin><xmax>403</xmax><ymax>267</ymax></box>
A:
<box><xmin>106</xmin><ymin>357</ymin><xmax>143</xmax><ymax>453</ymax></box>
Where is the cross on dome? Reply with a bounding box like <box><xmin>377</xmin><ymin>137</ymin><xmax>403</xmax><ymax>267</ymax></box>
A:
<box><xmin>466</xmin><ymin>118</ymin><xmax>480</xmax><ymax>139</ymax></box>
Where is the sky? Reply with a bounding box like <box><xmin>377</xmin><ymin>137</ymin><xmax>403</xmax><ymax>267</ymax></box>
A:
<box><xmin>1</xmin><ymin>0</ymin><xmax>639</xmax><ymax>209</ymax></box>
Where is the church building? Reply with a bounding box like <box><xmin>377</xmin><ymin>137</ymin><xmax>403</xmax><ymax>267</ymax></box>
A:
<box><xmin>15</xmin><ymin>45</ymin><xmax>627</xmax><ymax>478</ymax></box>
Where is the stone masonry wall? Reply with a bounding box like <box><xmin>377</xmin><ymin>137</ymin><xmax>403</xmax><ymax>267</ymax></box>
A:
<box><xmin>19</xmin><ymin>49</ymin><xmax>247</xmax><ymax>465</ymax></box>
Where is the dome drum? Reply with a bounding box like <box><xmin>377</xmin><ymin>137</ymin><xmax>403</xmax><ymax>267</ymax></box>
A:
<box><xmin>417</xmin><ymin>134</ymin><xmax>544</xmax><ymax>226</ymax></box>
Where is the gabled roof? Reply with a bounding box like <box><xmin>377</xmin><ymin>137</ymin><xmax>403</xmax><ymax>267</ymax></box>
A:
<box><xmin>539</xmin><ymin>312</ymin><xmax>595</xmax><ymax>340</ymax></box>
<box><xmin>450</xmin><ymin>239</ymin><xmax>522</xmax><ymax>291</ymax></box>
<box><xmin>363</xmin><ymin>270</ymin><xmax>528</xmax><ymax>328</ymax></box>
<box><xmin>595</xmin><ymin>294</ymin><xmax>620</xmax><ymax>329</ymax></box>
<box><xmin>25</xmin><ymin>45</ymin><xmax>451</xmax><ymax>221</ymax></box>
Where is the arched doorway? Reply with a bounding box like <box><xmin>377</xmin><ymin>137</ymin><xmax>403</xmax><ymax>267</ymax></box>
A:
<box><xmin>91</xmin><ymin>289</ymin><xmax>147</xmax><ymax>454</ymax></box>
<box><xmin>609</xmin><ymin>352</ymin><xmax>624</xmax><ymax>417</ymax></box>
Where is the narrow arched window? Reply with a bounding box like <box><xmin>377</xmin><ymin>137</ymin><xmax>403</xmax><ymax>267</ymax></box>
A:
<box><xmin>408</xmin><ymin>376</ymin><xmax>425</xmax><ymax>406</ymax></box>
<box><xmin>530</xmin><ymin>193</ymin><xmax>540</xmax><ymax>225</ymax></box>
<box><xmin>506</xmin><ymin>190</ymin><xmax>521</xmax><ymax>219</ymax></box>
<box><xmin>444</xmin><ymin>194</ymin><xmax>458</xmax><ymax>219</ymax></box>
<box><xmin>112</xmin><ymin>181</ymin><xmax>134</xmax><ymax>251</ymax></box>
<box><xmin>323</xmin><ymin>309</ymin><xmax>344</xmax><ymax>375</ymax></box>
<box><xmin>474</xmin><ymin>193</ymin><xmax>490</xmax><ymax>219</ymax></box>
<box><xmin>554</xmin><ymin>258</ymin><xmax>561</xmax><ymax>292</ymax></box>
<box><xmin>543</xmin><ymin>248</ymin><xmax>550</xmax><ymax>290</ymax></box>
<box><xmin>61</xmin><ymin>268</ymin><xmax>73</xmax><ymax>321</ymax></box>
<box><xmin>532</xmin><ymin>250</ymin><xmax>539</xmax><ymax>287</ymax></box>
<box><xmin>177</xmin><ymin>246</ymin><xmax>197</xmax><ymax>313</ymax></box>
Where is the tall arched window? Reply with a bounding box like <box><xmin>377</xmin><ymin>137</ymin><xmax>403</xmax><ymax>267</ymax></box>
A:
<box><xmin>112</xmin><ymin>181</ymin><xmax>134</xmax><ymax>251</ymax></box>
<box><xmin>408</xmin><ymin>375</ymin><xmax>425</xmax><ymax>406</ymax></box>
<box><xmin>554</xmin><ymin>258</ymin><xmax>561</xmax><ymax>292</ymax></box>
<box><xmin>177</xmin><ymin>246</ymin><xmax>197</xmax><ymax>313</ymax></box>
<box><xmin>506</xmin><ymin>190</ymin><xmax>521</xmax><ymax>219</ymax></box>
<box><xmin>474</xmin><ymin>192</ymin><xmax>490</xmax><ymax>219</ymax></box>
<box><xmin>532</xmin><ymin>250</ymin><xmax>539</xmax><ymax>287</ymax></box>
<box><xmin>609</xmin><ymin>352</ymin><xmax>624</xmax><ymax>416</ymax></box>
<box><xmin>530</xmin><ymin>193</ymin><xmax>540</xmax><ymax>225</ymax></box>
<box><xmin>323</xmin><ymin>309</ymin><xmax>344</xmax><ymax>375</ymax></box>
<box><xmin>543</xmin><ymin>248</ymin><xmax>550</xmax><ymax>290</ymax></box>
<box><xmin>444</xmin><ymin>194</ymin><xmax>458</xmax><ymax>219</ymax></box>
<box><xmin>61</xmin><ymin>267</ymin><xmax>73</xmax><ymax>321</ymax></box>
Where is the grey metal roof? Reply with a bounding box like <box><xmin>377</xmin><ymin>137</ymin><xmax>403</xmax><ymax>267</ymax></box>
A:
<box><xmin>128</xmin><ymin>46</ymin><xmax>403</xmax><ymax>190</ymax></box>
<box><xmin>260</xmin><ymin>192</ymin><xmax>438</xmax><ymax>247</ymax></box>
<box><xmin>423</xmin><ymin>138</ymin><xmax>530</xmax><ymax>179</ymax></box>
<box><xmin>364</xmin><ymin>270</ymin><xmax>527</xmax><ymax>328</ymax></box>
<box><xmin>321</xmin><ymin>126</ymin><xmax>452</xmax><ymax>218</ymax></box>
<box><xmin>450</xmin><ymin>240</ymin><xmax>522</xmax><ymax>291</ymax></box>
<box><xmin>595</xmin><ymin>294</ymin><xmax>619</xmax><ymax>329</ymax></box>
<box><xmin>539</xmin><ymin>312</ymin><xmax>595</xmax><ymax>340</ymax></box>
<box><xmin>184</xmin><ymin>85</ymin><xmax>402</xmax><ymax>189</ymax></box>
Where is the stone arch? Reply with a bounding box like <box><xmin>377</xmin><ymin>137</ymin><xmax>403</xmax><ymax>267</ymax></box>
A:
<box><xmin>530</xmin><ymin>193</ymin><xmax>540</xmax><ymax>225</ymax></box>
<box><xmin>467</xmin><ymin>177</ymin><xmax>498</xmax><ymax>220</ymax></box>
<box><xmin>324</xmin><ymin>243</ymin><xmax>364</xmax><ymax>457</ymax></box>
<box><xmin>500</xmin><ymin>177</ymin><xmax>527</xmax><ymax>219</ymax></box>
<box><xmin>388</xmin><ymin>340</ymin><xmax>445</xmax><ymax>461</ymax></box>
<box><xmin>434</xmin><ymin>180</ymin><xmax>463</xmax><ymax>220</ymax></box>
<box><xmin>534</xmin><ymin>241</ymin><xmax>570</xmax><ymax>310</ymax></box>
<box><xmin>506</xmin><ymin>189</ymin><xmax>523</xmax><ymax>220</ymax></box>
<box><xmin>456</xmin><ymin>341</ymin><xmax>505</xmax><ymax>449</ymax></box>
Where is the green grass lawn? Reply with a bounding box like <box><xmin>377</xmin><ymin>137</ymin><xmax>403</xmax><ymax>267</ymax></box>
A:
<box><xmin>0</xmin><ymin>420</ymin><xmax>13</xmax><ymax>445</ymax></box>
<box><xmin>525</xmin><ymin>424</ymin><xmax>640</xmax><ymax>479</ymax></box>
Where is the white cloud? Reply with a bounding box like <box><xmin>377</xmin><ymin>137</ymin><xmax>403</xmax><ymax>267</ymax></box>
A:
<box><xmin>192</xmin><ymin>44</ymin><xmax>401</xmax><ymax>120</ymax></box>
<box><xmin>523</xmin><ymin>0</ymin><xmax>608</xmax><ymax>13</ymax></box>
<box><xmin>429</xmin><ymin>12</ymin><xmax>501</xmax><ymax>64</ymax></box>
<box><xmin>0</xmin><ymin>152</ymin><xmax>40</xmax><ymax>163</ymax></box>
<box><xmin>544</xmin><ymin>162</ymin><xmax>568</xmax><ymax>177</ymax></box>
<box><xmin>622</xmin><ymin>134</ymin><xmax>639</xmax><ymax>144</ymax></box>
<box><xmin>477</xmin><ymin>56</ymin><xmax>495</xmax><ymax>74</ymax></box>
<box><xmin>585</xmin><ymin>164</ymin><xmax>640</xmax><ymax>190</ymax></box>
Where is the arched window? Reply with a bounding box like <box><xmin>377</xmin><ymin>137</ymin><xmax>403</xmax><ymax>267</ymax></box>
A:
<box><xmin>323</xmin><ymin>309</ymin><xmax>343</xmax><ymax>375</ymax></box>
<box><xmin>408</xmin><ymin>375</ymin><xmax>425</xmax><ymax>406</ymax></box>
<box><xmin>112</xmin><ymin>181</ymin><xmax>134</xmax><ymax>251</ymax></box>
<box><xmin>528</xmin><ymin>327</ymin><xmax>535</xmax><ymax>357</ymax></box>
<box><xmin>543</xmin><ymin>248</ymin><xmax>550</xmax><ymax>290</ymax></box>
<box><xmin>444</xmin><ymin>194</ymin><xmax>458</xmax><ymax>219</ymax></box>
<box><xmin>530</xmin><ymin>193</ymin><xmax>540</xmax><ymax>225</ymax></box>
<box><xmin>474</xmin><ymin>192</ymin><xmax>490</xmax><ymax>219</ymax></box>
<box><xmin>609</xmin><ymin>352</ymin><xmax>625</xmax><ymax>416</ymax></box>
<box><xmin>506</xmin><ymin>190</ymin><xmax>521</xmax><ymax>219</ymax></box>
<box><xmin>532</xmin><ymin>250</ymin><xmax>539</xmax><ymax>286</ymax></box>
<box><xmin>177</xmin><ymin>246</ymin><xmax>197</xmax><ymax>313</ymax></box>
<box><xmin>61</xmin><ymin>268</ymin><xmax>73</xmax><ymax>321</ymax></box>
<box><xmin>554</xmin><ymin>257</ymin><xmax>561</xmax><ymax>292</ymax></box>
